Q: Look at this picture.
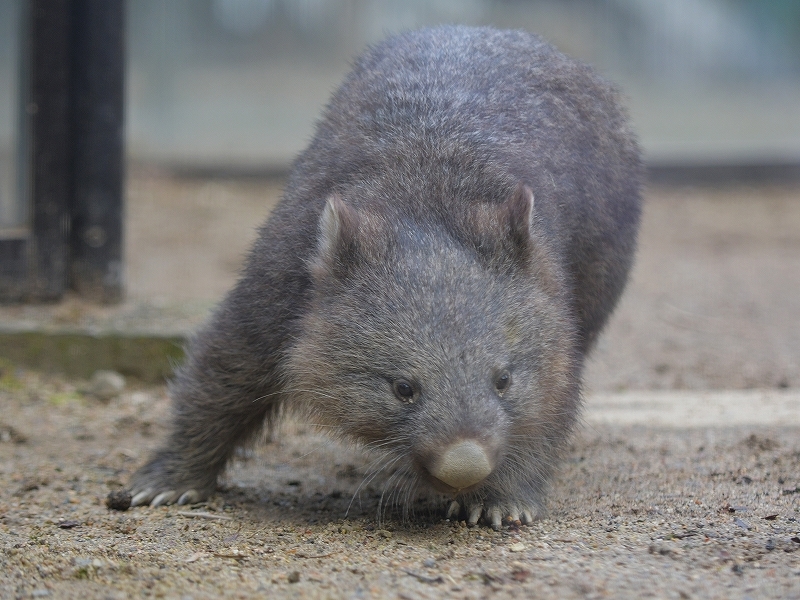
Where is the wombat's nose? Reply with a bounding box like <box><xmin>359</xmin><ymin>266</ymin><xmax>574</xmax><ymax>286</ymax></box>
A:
<box><xmin>430</xmin><ymin>440</ymin><xmax>493</xmax><ymax>490</ymax></box>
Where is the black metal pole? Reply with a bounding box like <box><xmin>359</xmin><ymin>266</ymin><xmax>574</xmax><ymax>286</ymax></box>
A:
<box><xmin>69</xmin><ymin>0</ymin><xmax>125</xmax><ymax>303</ymax></box>
<box><xmin>25</xmin><ymin>0</ymin><xmax>73</xmax><ymax>301</ymax></box>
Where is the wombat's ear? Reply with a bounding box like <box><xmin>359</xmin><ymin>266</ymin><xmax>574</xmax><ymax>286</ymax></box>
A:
<box><xmin>468</xmin><ymin>182</ymin><xmax>536</xmax><ymax>269</ymax></box>
<box><xmin>501</xmin><ymin>182</ymin><xmax>535</xmax><ymax>255</ymax></box>
<box><xmin>311</xmin><ymin>194</ymin><xmax>361</xmax><ymax>279</ymax></box>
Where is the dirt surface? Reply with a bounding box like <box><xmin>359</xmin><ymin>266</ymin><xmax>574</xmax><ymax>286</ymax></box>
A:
<box><xmin>584</xmin><ymin>183</ymin><xmax>800</xmax><ymax>392</ymax></box>
<box><xmin>1</xmin><ymin>175</ymin><xmax>799</xmax><ymax>598</ymax></box>
<box><xmin>0</xmin><ymin>372</ymin><xmax>798</xmax><ymax>599</ymax></box>
<box><xmin>125</xmin><ymin>168</ymin><xmax>282</xmax><ymax>305</ymax></box>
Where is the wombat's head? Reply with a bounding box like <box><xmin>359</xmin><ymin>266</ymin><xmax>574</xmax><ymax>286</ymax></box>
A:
<box><xmin>286</xmin><ymin>183</ymin><xmax>580</xmax><ymax>510</ymax></box>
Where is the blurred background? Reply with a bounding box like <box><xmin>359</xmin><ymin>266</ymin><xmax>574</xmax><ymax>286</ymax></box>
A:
<box><xmin>126</xmin><ymin>0</ymin><xmax>800</xmax><ymax>171</ymax></box>
<box><xmin>0</xmin><ymin>0</ymin><xmax>799</xmax><ymax>391</ymax></box>
<box><xmin>1</xmin><ymin>0</ymin><xmax>799</xmax><ymax>188</ymax></box>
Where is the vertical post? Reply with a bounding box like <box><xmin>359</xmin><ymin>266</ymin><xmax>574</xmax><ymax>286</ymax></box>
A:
<box><xmin>25</xmin><ymin>0</ymin><xmax>73</xmax><ymax>301</ymax></box>
<box><xmin>69</xmin><ymin>0</ymin><xmax>125</xmax><ymax>302</ymax></box>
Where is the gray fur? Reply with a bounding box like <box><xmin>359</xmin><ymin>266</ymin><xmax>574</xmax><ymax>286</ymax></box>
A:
<box><xmin>129</xmin><ymin>25</ymin><xmax>642</xmax><ymax>525</ymax></box>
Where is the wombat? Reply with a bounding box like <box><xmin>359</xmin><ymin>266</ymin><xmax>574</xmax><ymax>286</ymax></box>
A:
<box><xmin>128</xmin><ymin>25</ymin><xmax>641</xmax><ymax>529</ymax></box>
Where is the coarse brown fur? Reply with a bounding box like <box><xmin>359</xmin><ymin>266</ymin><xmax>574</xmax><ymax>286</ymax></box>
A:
<box><xmin>128</xmin><ymin>25</ymin><xmax>642</xmax><ymax>526</ymax></box>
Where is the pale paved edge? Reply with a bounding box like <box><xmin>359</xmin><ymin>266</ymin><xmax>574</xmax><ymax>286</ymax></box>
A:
<box><xmin>584</xmin><ymin>389</ymin><xmax>800</xmax><ymax>427</ymax></box>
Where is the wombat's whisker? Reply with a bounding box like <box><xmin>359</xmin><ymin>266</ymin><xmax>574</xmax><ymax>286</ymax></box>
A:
<box><xmin>279</xmin><ymin>387</ymin><xmax>340</xmax><ymax>402</ymax></box>
<box><xmin>379</xmin><ymin>467</ymin><xmax>415</xmax><ymax>525</ymax></box>
<box><xmin>377</xmin><ymin>466</ymin><xmax>409</xmax><ymax>525</ymax></box>
<box><xmin>347</xmin><ymin>453</ymin><xmax>405</xmax><ymax>517</ymax></box>
<box><xmin>358</xmin><ymin>434</ymin><xmax>412</xmax><ymax>453</ymax></box>
<box><xmin>403</xmin><ymin>477</ymin><xmax>422</xmax><ymax>522</ymax></box>
<box><xmin>294</xmin><ymin>436</ymin><xmax>339</xmax><ymax>460</ymax></box>
<box><xmin>357</xmin><ymin>443</ymin><xmax>397</xmax><ymax>456</ymax></box>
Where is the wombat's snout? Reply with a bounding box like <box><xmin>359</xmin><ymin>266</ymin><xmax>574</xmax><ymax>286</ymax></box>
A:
<box><xmin>428</xmin><ymin>440</ymin><xmax>494</xmax><ymax>492</ymax></box>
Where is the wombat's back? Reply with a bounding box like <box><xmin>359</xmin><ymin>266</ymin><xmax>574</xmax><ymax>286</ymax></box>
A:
<box><xmin>267</xmin><ymin>25</ymin><xmax>642</xmax><ymax>350</ymax></box>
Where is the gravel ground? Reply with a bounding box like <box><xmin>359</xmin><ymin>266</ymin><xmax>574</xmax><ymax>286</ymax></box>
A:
<box><xmin>1</xmin><ymin>372</ymin><xmax>798</xmax><ymax>599</ymax></box>
<box><xmin>584</xmin><ymin>183</ymin><xmax>800</xmax><ymax>392</ymax></box>
<box><xmin>1</xmin><ymin>177</ymin><xmax>799</xmax><ymax>598</ymax></box>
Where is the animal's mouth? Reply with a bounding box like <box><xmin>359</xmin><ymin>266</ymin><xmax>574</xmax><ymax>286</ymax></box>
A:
<box><xmin>423</xmin><ymin>473</ymin><xmax>484</xmax><ymax>496</ymax></box>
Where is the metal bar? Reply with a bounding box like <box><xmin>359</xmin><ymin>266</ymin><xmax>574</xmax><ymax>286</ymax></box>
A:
<box><xmin>0</xmin><ymin>236</ymin><xmax>28</xmax><ymax>301</ymax></box>
<box><xmin>69</xmin><ymin>0</ymin><xmax>125</xmax><ymax>302</ymax></box>
<box><xmin>24</xmin><ymin>0</ymin><xmax>73</xmax><ymax>301</ymax></box>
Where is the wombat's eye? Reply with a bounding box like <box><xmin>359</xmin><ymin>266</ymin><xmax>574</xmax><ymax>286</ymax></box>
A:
<box><xmin>392</xmin><ymin>380</ymin><xmax>416</xmax><ymax>403</ymax></box>
<box><xmin>494</xmin><ymin>370</ymin><xmax>511</xmax><ymax>394</ymax></box>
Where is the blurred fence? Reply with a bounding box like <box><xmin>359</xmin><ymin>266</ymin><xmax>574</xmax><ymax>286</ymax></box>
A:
<box><xmin>2</xmin><ymin>0</ymin><xmax>800</xmax><ymax>209</ymax></box>
<box><xmin>0</xmin><ymin>0</ymin><xmax>22</xmax><ymax>229</ymax></box>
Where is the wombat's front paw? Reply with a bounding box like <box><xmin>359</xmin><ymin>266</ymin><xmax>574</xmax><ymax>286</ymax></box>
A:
<box><xmin>128</xmin><ymin>455</ymin><xmax>215</xmax><ymax>507</ymax></box>
<box><xmin>446</xmin><ymin>499</ymin><xmax>539</xmax><ymax>530</ymax></box>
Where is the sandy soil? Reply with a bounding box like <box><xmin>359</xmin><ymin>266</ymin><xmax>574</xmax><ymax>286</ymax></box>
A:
<box><xmin>1</xmin><ymin>176</ymin><xmax>799</xmax><ymax>598</ymax></box>
<box><xmin>585</xmin><ymin>183</ymin><xmax>800</xmax><ymax>392</ymax></box>
<box><xmin>0</xmin><ymin>373</ymin><xmax>798</xmax><ymax>599</ymax></box>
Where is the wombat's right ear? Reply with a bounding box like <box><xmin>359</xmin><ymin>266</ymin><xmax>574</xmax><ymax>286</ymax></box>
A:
<box><xmin>311</xmin><ymin>194</ymin><xmax>361</xmax><ymax>279</ymax></box>
<box><xmin>502</xmin><ymin>182</ymin><xmax>535</xmax><ymax>253</ymax></box>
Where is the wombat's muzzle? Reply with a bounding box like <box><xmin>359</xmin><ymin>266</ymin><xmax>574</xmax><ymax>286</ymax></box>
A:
<box><xmin>426</xmin><ymin>439</ymin><xmax>494</xmax><ymax>493</ymax></box>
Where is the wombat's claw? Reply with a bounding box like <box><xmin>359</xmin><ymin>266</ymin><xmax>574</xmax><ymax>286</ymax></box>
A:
<box><xmin>501</xmin><ymin>505</ymin><xmax>535</xmax><ymax>527</ymax></box>
<box><xmin>521</xmin><ymin>509</ymin><xmax>535</xmax><ymax>524</ymax></box>
<box><xmin>487</xmin><ymin>506</ymin><xmax>503</xmax><ymax>530</ymax></box>
<box><xmin>448</xmin><ymin>501</ymin><xmax>501</xmax><ymax>528</ymax></box>
<box><xmin>459</xmin><ymin>501</ymin><xmax>537</xmax><ymax>529</ymax></box>
<box><xmin>130</xmin><ymin>487</ymin><xmax>202</xmax><ymax>507</ymax></box>
<box><xmin>151</xmin><ymin>490</ymin><xmax>179</xmax><ymax>507</ymax></box>
<box><xmin>467</xmin><ymin>504</ymin><xmax>483</xmax><ymax>527</ymax></box>
<box><xmin>177</xmin><ymin>490</ymin><xmax>200</xmax><ymax>505</ymax></box>
<box><xmin>446</xmin><ymin>501</ymin><xmax>460</xmax><ymax>520</ymax></box>
<box><xmin>130</xmin><ymin>488</ymin><xmax>156</xmax><ymax>507</ymax></box>
<box><xmin>503</xmin><ymin>505</ymin><xmax>536</xmax><ymax>527</ymax></box>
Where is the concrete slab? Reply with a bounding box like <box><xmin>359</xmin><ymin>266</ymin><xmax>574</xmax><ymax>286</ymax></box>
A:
<box><xmin>0</xmin><ymin>299</ymin><xmax>205</xmax><ymax>381</ymax></box>
<box><xmin>586</xmin><ymin>389</ymin><xmax>800</xmax><ymax>427</ymax></box>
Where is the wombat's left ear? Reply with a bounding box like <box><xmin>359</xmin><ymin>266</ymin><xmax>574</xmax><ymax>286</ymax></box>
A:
<box><xmin>311</xmin><ymin>193</ymin><xmax>361</xmax><ymax>279</ymax></box>
<box><xmin>468</xmin><ymin>182</ymin><xmax>536</xmax><ymax>269</ymax></box>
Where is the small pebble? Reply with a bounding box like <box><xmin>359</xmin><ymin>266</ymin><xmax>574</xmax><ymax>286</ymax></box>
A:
<box><xmin>287</xmin><ymin>571</ymin><xmax>301</xmax><ymax>583</ymax></box>
<box><xmin>58</xmin><ymin>520</ymin><xmax>80</xmax><ymax>529</ymax></box>
<box><xmin>0</xmin><ymin>423</ymin><xmax>27</xmax><ymax>444</ymax></box>
<box><xmin>733</xmin><ymin>517</ymin><xmax>751</xmax><ymax>530</ymax></box>
<box><xmin>106</xmin><ymin>490</ymin><xmax>131</xmax><ymax>512</ymax></box>
<box><xmin>106</xmin><ymin>490</ymin><xmax>132</xmax><ymax>512</ymax></box>
<box><xmin>88</xmin><ymin>370</ymin><xmax>126</xmax><ymax>402</ymax></box>
<box><xmin>509</xmin><ymin>542</ymin><xmax>526</xmax><ymax>552</ymax></box>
